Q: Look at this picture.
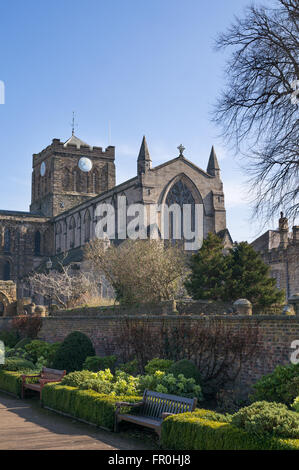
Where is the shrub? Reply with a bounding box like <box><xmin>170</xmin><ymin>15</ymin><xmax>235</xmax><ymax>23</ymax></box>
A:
<box><xmin>231</xmin><ymin>401</ymin><xmax>299</xmax><ymax>438</ymax></box>
<box><xmin>0</xmin><ymin>330</ymin><xmax>20</xmax><ymax>348</ymax></box>
<box><xmin>14</xmin><ymin>338</ymin><xmax>32</xmax><ymax>349</ymax></box>
<box><xmin>116</xmin><ymin>358</ymin><xmax>139</xmax><ymax>375</ymax></box>
<box><xmin>0</xmin><ymin>369</ymin><xmax>39</xmax><ymax>396</ymax></box>
<box><xmin>83</xmin><ymin>355</ymin><xmax>116</xmax><ymax>372</ymax></box>
<box><xmin>145</xmin><ymin>358</ymin><xmax>174</xmax><ymax>375</ymax></box>
<box><xmin>292</xmin><ymin>397</ymin><xmax>299</xmax><ymax>413</ymax></box>
<box><xmin>251</xmin><ymin>364</ymin><xmax>299</xmax><ymax>405</ymax></box>
<box><xmin>61</xmin><ymin>369</ymin><xmax>140</xmax><ymax>396</ymax></box>
<box><xmin>161</xmin><ymin>412</ymin><xmax>299</xmax><ymax>450</ymax></box>
<box><xmin>24</xmin><ymin>340</ymin><xmax>60</xmax><ymax>366</ymax></box>
<box><xmin>0</xmin><ymin>357</ymin><xmax>35</xmax><ymax>371</ymax></box>
<box><xmin>0</xmin><ymin>370</ymin><xmax>24</xmax><ymax>396</ymax></box>
<box><xmin>138</xmin><ymin>371</ymin><xmax>203</xmax><ymax>401</ymax></box>
<box><xmin>193</xmin><ymin>408</ymin><xmax>232</xmax><ymax>423</ymax></box>
<box><xmin>12</xmin><ymin>316</ymin><xmax>42</xmax><ymax>339</ymax></box>
<box><xmin>42</xmin><ymin>383</ymin><xmax>141</xmax><ymax>431</ymax></box>
<box><xmin>169</xmin><ymin>360</ymin><xmax>201</xmax><ymax>385</ymax></box>
<box><xmin>51</xmin><ymin>331</ymin><xmax>95</xmax><ymax>372</ymax></box>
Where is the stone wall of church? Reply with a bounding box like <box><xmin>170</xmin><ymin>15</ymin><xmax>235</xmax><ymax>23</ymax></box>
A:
<box><xmin>0</xmin><ymin>213</ymin><xmax>52</xmax><ymax>281</ymax></box>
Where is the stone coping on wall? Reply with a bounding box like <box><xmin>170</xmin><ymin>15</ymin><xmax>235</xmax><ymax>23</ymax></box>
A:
<box><xmin>36</xmin><ymin>314</ymin><xmax>299</xmax><ymax>322</ymax></box>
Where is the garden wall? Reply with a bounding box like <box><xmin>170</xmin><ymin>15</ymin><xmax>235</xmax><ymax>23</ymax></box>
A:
<box><xmin>36</xmin><ymin>312</ymin><xmax>299</xmax><ymax>400</ymax></box>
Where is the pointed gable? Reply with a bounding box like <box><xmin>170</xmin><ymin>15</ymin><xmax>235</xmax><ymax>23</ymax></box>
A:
<box><xmin>207</xmin><ymin>146</ymin><xmax>220</xmax><ymax>177</ymax></box>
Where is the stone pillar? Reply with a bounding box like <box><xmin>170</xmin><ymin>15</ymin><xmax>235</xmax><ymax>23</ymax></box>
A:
<box><xmin>289</xmin><ymin>293</ymin><xmax>299</xmax><ymax>315</ymax></box>
<box><xmin>233</xmin><ymin>299</ymin><xmax>252</xmax><ymax>315</ymax></box>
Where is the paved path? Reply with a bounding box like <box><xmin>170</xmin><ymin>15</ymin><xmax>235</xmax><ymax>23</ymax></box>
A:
<box><xmin>0</xmin><ymin>392</ymin><xmax>153</xmax><ymax>450</ymax></box>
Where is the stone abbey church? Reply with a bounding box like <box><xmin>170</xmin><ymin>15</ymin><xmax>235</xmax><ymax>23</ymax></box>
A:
<box><xmin>0</xmin><ymin>133</ymin><xmax>231</xmax><ymax>297</ymax></box>
<box><xmin>0</xmin><ymin>132</ymin><xmax>298</xmax><ymax>302</ymax></box>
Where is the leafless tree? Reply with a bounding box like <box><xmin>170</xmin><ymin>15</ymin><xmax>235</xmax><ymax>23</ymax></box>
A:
<box><xmin>85</xmin><ymin>239</ymin><xmax>187</xmax><ymax>305</ymax></box>
<box><xmin>109</xmin><ymin>317</ymin><xmax>261</xmax><ymax>396</ymax></box>
<box><xmin>214</xmin><ymin>0</ymin><xmax>299</xmax><ymax>222</ymax></box>
<box><xmin>28</xmin><ymin>261</ymin><xmax>98</xmax><ymax>309</ymax></box>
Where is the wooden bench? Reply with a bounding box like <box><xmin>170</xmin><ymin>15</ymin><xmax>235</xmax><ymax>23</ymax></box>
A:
<box><xmin>21</xmin><ymin>367</ymin><xmax>66</xmax><ymax>400</ymax></box>
<box><xmin>115</xmin><ymin>389</ymin><xmax>197</xmax><ymax>438</ymax></box>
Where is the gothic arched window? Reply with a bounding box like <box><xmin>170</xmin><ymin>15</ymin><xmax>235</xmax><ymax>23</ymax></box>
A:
<box><xmin>4</xmin><ymin>229</ymin><xmax>11</xmax><ymax>252</ymax></box>
<box><xmin>84</xmin><ymin>210</ymin><xmax>91</xmax><ymax>242</ymax></box>
<box><xmin>34</xmin><ymin>231</ymin><xmax>41</xmax><ymax>256</ymax></box>
<box><xmin>165</xmin><ymin>180</ymin><xmax>196</xmax><ymax>239</ymax></box>
<box><xmin>69</xmin><ymin>217</ymin><xmax>76</xmax><ymax>248</ymax></box>
<box><xmin>55</xmin><ymin>223</ymin><xmax>62</xmax><ymax>253</ymax></box>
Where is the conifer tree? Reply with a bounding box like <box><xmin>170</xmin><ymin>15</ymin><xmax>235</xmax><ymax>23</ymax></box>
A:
<box><xmin>185</xmin><ymin>233</ymin><xmax>229</xmax><ymax>300</ymax></box>
<box><xmin>225</xmin><ymin>242</ymin><xmax>285</xmax><ymax>307</ymax></box>
<box><xmin>185</xmin><ymin>234</ymin><xmax>285</xmax><ymax>307</ymax></box>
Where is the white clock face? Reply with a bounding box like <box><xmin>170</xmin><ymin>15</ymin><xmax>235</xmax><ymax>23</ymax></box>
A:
<box><xmin>78</xmin><ymin>157</ymin><xmax>93</xmax><ymax>172</ymax></box>
<box><xmin>40</xmin><ymin>162</ymin><xmax>46</xmax><ymax>176</ymax></box>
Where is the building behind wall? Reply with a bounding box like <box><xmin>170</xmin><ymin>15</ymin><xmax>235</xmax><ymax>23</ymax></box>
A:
<box><xmin>251</xmin><ymin>213</ymin><xmax>299</xmax><ymax>300</ymax></box>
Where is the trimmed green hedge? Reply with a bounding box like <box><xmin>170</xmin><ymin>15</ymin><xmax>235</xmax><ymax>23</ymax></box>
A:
<box><xmin>161</xmin><ymin>412</ymin><xmax>299</xmax><ymax>450</ymax></box>
<box><xmin>41</xmin><ymin>383</ymin><xmax>142</xmax><ymax>431</ymax></box>
<box><xmin>0</xmin><ymin>370</ymin><xmax>24</xmax><ymax>396</ymax></box>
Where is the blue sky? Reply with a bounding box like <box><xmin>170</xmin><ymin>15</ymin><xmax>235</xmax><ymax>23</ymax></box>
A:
<box><xmin>0</xmin><ymin>0</ymin><xmax>280</xmax><ymax>241</ymax></box>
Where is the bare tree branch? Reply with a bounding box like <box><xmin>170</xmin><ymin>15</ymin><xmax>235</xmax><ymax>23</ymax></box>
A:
<box><xmin>214</xmin><ymin>0</ymin><xmax>299</xmax><ymax>223</ymax></box>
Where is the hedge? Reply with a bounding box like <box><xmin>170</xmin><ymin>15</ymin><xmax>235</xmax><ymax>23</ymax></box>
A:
<box><xmin>161</xmin><ymin>412</ymin><xmax>299</xmax><ymax>450</ymax></box>
<box><xmin>41</xmin><ymin>383</ymin><xmax>142</xmax><ymax>431</ymax></box>
<box><xmin>0</xmin><ymin>370</ymin><xmax>24</xmax><ymax>397</ymax></box>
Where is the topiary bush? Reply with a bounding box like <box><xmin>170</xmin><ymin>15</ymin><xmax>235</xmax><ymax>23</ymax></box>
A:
<box><xmin>51</xmin><ymin>331</ymin><xmax>95</xmax><ymax>372</ymax></box>
<box><xmin>0</xmin><ymin>357</ymin><xmax>35</xmax><ymax>371</ymax></box>
<box><xmin>161</xmin><ymin>411</ymin><xmax>299</xmax><ymax>450</ymax></box>
<box><xmin>42</xmin><ymin>383</ymin><xmax>141</xmax><ymax>431</ymax></box>
<box><xmin>169</xmin><ymin>359</ymin><xmax>201</xmax><ymax>385</ymax></box>
<box><xmin>231</xmin><ymin>401</ymin><xmax>299</xmax><ymax>438</ymax></box>
<box><xmin>250</xmin><ymin>364</ymin><xmax>299</xmax><ymax>405</ymax></box>
<box><xmin>145</xmin><ymin>358</ymin><xmax>174</xmax><ymax>375</ymax></box>
<box><xmin>83</xmin><ymin>355</ymin><xmax>116</xmax><ymax>372</ymax></box>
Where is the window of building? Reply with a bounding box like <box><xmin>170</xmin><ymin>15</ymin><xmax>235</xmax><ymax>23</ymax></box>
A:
<box><xmin>3</xmin><ymin>261</ymin><xmax>11</xmax><ymax>280</ymax></box>
<box><xmin>34</xmin><ymin>231</ymin><xmax>41</xmax><ymax>255</ymax></box>
<box><xmin>4</xmin><ymin>229</ymin><xmax>11</xmax><ymax>252</ymax></box>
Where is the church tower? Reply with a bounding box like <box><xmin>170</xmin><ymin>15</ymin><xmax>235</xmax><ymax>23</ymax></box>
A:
<box><xmin>30</xmin><ymin>135</ymin><xmax>116</xmax><ymax>217</ymax></box>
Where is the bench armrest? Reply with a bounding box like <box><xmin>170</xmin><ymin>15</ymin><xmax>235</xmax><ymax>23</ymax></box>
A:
<box><xmin>21</xmin><ymin>374</ymin><xmax>41</xmax><ymax>383</ymax></box>
<box><xmin>115</xmin><ymin>401</ymin><xmax>144</xmax><ymax>412</ymax></box>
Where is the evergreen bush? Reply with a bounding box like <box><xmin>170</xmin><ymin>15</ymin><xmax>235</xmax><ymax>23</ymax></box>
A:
<box><xmin>83</xmin><ymin>355</ymin><xmax>116</xmax><ymax>372</ymax></box>
<box><xmin>51</xmin><ymin>331</ymin><xmax>95</xmax><ymax>372</ymax></box>
<box><xmin>169</xmin><ymin>359</ymin><xmax>201</xmax><ymax>385</ymax></box>
<box><xmin>251</xmin><ymin>364</ymin><xmax>299</xmax><ymax>405</ymax></box>
<box><xmin>231</xmin><ymin>401</ymin><xmax>299</xmax><ymax>438</ymax></box>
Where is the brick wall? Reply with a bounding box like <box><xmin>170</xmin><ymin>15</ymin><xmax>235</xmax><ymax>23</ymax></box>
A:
<box><xmin>37</xmin><ymin>313</ymin><xmax>299</xmax><ymax>399</ymax></box>
<box><xmin>1</xmin><ymin>309</ymin><xmax>298</xmax><ymax>400</ymax></box>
